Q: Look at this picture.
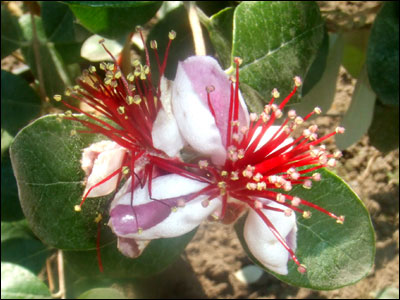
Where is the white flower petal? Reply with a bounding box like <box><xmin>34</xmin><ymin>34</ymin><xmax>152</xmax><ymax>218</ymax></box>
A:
<box><xmin>244</xmin><ymin>201</ymin><xmax>297</xmax><ymax>275</ymax></box>
<box><xmin>172</xmin><ymin>57</ymin><xmax>228</xmax><ymax>165</ymax></box>
<box><xmin>152</xmin><ymin>77</ymin><xmax>185</xmax><ymax>157</ymax></box>
<box><xmin>81</xmin><ymin>140</ymin><xmax>127</xmax><ymax>198</ymax></box>
<box><xmin>109</xmin><ymin>174</ymin><xmax>221</xmax><ymax>240</ymax></box>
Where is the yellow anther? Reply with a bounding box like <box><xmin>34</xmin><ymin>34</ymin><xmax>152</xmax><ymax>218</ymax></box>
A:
<box><xmin>143</xmin><ymin>65</ymin><xmax>150</xmax><ymax>75</ymax></box>
<box><xmin>104</xmin><ymin>77</ymin><xmax>112</xmax><ymax>85</ymax></box>
<box><xmin>126</xmin><ymin>95</ymin><xmax>134</xmax><ymax>105</ymax></box>
<box><xmin>107</xmin><ymin>63</ymin><xmax>115</xmax><ymax>71</ymax></box>
<box><xmin>70</xmin><ymin>129</ymin><xmax>77</xmax><ymax>136</ymax></box>
<box><xmin>150</xmin><ymin>40</ymin><xmax>158</xmax><ymax>49</ymax></box>
<box><xmin>133</xmin><ymin>95</ymin><xmax>142</xmax><ymax>105</ymax></box>
<box><xmin>94</xmin><ymin>213</ymin><xmax>102</xmax><ymax>223</ymax></box>
<box><xmin>53</xmin><ymin>94</ymin><xmax>62</xmax><ymax>102</ymax></box>
<box><xmin>65</xmin><ymin>110</ymin><xmax>72</xmax><ymax>117</ymax></box>
<box><xmin>230</xmin><ymin>171</ymin><xmax>239</xmax><ymax>181</ymax></box>
<box><xmin>137</xmin><ymin>227</ymin><xmax>143</xmax><ymax>234</ymax></box>
<box><xmin>64</xmin><ymin>88</ymin><xmax>71</xmax><ymax>96</ymax></box>
<box><xmin>168</xmin><ymin>30</ymin><xmax>177</xmax><ymax>40</ymax></box>
<box><xmin>336</xmin><ymin>215</ymin><xmax>345</xmax><ymax>224</ymax></box>
<box><xmin>114</xmin><ymin>70</ymin><xmax>122</xmax><ymax>79</ymax></box>
<box><xmin>74</xmin><ymin>205</ymin><xmax>81</xmax><ymax>212</ymax></box>
<box><xmin>171</xmin><ymin>206</ymin><xmax>177</xmax><ymax>212</ymax></box>
<box><xmin>117</xmin><ymin>106</ymin><xmax>125</xmax><ymax>114</ymax></box>
<box><xmin>127</xmin><ymin>73</ymin><xmax>135</xmax><ymax>82</ymax></box>
<box><xmin>271</xmin><ymin>88</ymin><xmax>280</xmax><ymax>98</ymax></box>
<box><xmin>221</xmin><ymin>171</ymin><xmax>228</xmax><ymax>177</ymax></box>
<box><xmin>294</xmin><ymin>76</ymin><xmax>302</xmax><ymax>87</ymax></box>
<box><xmin>122</xmin><ymin>166</ymin><xmax>130</xmax><ymax>175</ymax></box>
<box><xmin>99</xmin><ymin>62</ymin><xmax>107</xmax><ymax>70</ymax></box>
<box><xmin>132</xmin><ymin>59</ymin><xmax>141</xmax><ymax>67</ymax></box>
<box><xmin>218</xmin><ymin>181</ymin><xmax>227</xmax><ymax>189</ymax></box>
<box><xmin>303</xmin><ymin>211</ymin><xmax>312</xmax><ymax>219</ymax></box>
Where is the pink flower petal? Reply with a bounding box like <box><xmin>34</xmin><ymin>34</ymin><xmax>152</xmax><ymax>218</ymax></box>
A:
<box><xmin>109</xmin><ymin>174</ymin><xmax>221</xmax><ymax>240</ymax></box>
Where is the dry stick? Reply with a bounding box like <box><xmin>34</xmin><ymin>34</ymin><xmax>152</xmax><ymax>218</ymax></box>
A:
<box><xmin>29</xmin><ymin>7</ymin><xmax>47</xmax><ymax>101</ymax></box>
<box><xmin>185</xmin><ymin>1</ymin><xmax>206</xmax><ymax>56</ymax></box>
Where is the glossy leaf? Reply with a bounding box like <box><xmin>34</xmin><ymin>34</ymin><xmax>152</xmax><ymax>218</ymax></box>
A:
<box><xmin>80</xmin><ymin>35</ymin><xmax>123</xmax><ymax>62</ymax></box>
<box><xmin>1</xmin><ymin>151</ymin><xmax>24</xmax><ymax>222</ymax></box>
<box><xmin>78</xmin><ymin>288</ymin><xmax>126</xmax><ymax>299</ymax></box>
<box><xmin>366</xmin><ymin>2</ymin><xmax>399</xmax><ymax>106</ymax></box>
<box><xmin>368</xmin><ymin>101</ymin><xmax>399</xmax><ymax>153</ymax></box>
<box><xmin>232</xmin><ymin>2</ymin><xmax>325</xmax><ymax>103</ymax></box>
<box><xmin>235</xmin><ymin>168</ymin><xmax>375</xmax><ymax>290</ymax></box>
<box><xmin>342</xmin><ymin>29</ymin><xmax>370</xmax><ymax>78</ymax></box>
<box><xmin>1</xmin><ymin>220</ymin><xmax>34</xmax><ymax>242</ymax></box>
<box><xmin>336</xmin><ymin>66</ymin><xmax>376</xmax><ymax>150</ymax></box>
<box><xmin>1</xmin><ymin>237</ymin><xmax>49</xmax><ymax>274</ymax></box>
<box><xmin>41</xmin><ymin>2</ymin><xmax>91</xmax><ymax>64</ymax></box>
<box><xmin>1</xmin><ymin>5</ymin><xmax>24</xmax><ymax>58</ymax></box>
<box><xmin>10</xmin><ymin>114</ymin><xmax>108</xmax><ymax>249</ymax></box>
<box><xmin>67</xmin><ymin>1</ymin><xmax>162</xmax><ymax>39</ymax></box>
<box><xmin>1</xmin><ymin>262</ymin><xmax>51</xmax><ymax>299</ymax></box>
<box><xmin>1</xmin><ymin>70</ymin><xmax>41</xmax><ymax>136</ymax></box>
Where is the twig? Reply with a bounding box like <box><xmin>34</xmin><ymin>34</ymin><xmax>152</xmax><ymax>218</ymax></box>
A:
<box><xmin>47</xmin><ymin>250</ymin><xmax>66</xmax><ymax>299</ymax></box>
<box><xmin>28</xmin><ymin>4</ymin><xmax>47</xmax><ymax>101</ymax></box>
<box><xmin>360</xmin><ymin>152</ymin><xmax>379</xmax><ymax>182</ymax></box>
<box><xmin>185</xmin><ymin>1</ymin><xmax>206</xmax><ymax>56</ymax></box>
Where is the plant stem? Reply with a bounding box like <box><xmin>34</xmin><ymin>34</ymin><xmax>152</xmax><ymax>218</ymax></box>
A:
<box><xmin>185</xmin><ymin>1</ymin><xmax>206</xmax><ymax>56</ymax></box>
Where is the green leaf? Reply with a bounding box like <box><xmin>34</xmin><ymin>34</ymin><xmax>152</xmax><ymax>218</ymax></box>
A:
<box><xmin>232</xmin><ymin>1</ymin><xmax>325</xmax><ymax>103</ymax></box>
<box><xmin>77</xmin><ymin>288</ymin><xmax>127</xmax><ymax>299</ymax></box>
<box><xmin>1</xmin><ymin>220</ymin><xmax>34</xmax><ymax>242</ymax></box>
<box><xmin>1</xmin><ymin>5</ymin><xmax>24</xmax><ymax>58</ymax></box>
<box><xmin>1</xmin><ymin>129</ymin><xmax>13</xmax><ymax>157</ymax></box>
<box><xmin>10</xmin><ymin>114</ymin><xmax>107</xmax><ymax>249</ymax></box>
<box><xmin>1</xmin><ymin>238</ymin><xmax>49</xmax><ymax>274</ymax></box>
<box><xmin>235</xmin><ymin>168</ymin><xmax>375</xmax><ymax>290</ymax></box>
<box><xmin>41</xmin><ymin>2</ymin><xmax>91</xmax><ymax>64</ymax></box>
<box><xmin>67</xmin><ymin>1</ymin><xmax>162</xmax><ymax>39</ymax></box>
<box><xmin>336</xmin><ymin>66</ymin><xmax>376</xmax><ymax>150</ymax></box>
<box><xmin>203</xmin><ymin>7</ymin><xmax>235</xmax><ymax>69</ymax></box>
<box><xmin>1</xmin><ymin>150</ymin><xmax>24</xmax><ymax>222</ymax></box>
<box><xmin>368</xmin><ymin>101</ymin><xmax>399</xmax><ymax>153</ymax></box>
<box><xmin>18</xmin><ymin>15</ymin><xmax>72</xmax><ymax>98</ymax></box>
<box><xmin>1</xmin><ymin>262</ymin><xmax>51</xmax><ymax>299</ymax></box>
<box><xmin>342</xmin><ymin>28</ymin><xmax>370</xmax><ymax>78</ymax></box>
<box><xmin>366</xmin><ymin>2</ymin><xmax>399</xmax><ymax>106</ymax></box>
<box><xmin>292</xmin><ymin>34</ymin><xmax>344</xmax><ymax>117</ymax></box>
<box><xmin>1</xmin><ymin>70</ymin><xmax>41</xmax><ymax>136</ymax></box>
<box><xmin>64</xmin><ymin>227</ymin><xmax>197</xmax><ymax>279</ymax></box>
<box><xmin>63</xmin><ymin>1</ymin><xmax>157</xmax><ymax>8</ymax></box>
<box><xmin>301</xmin><ymin>28</ymin><xmax>329</xmax><ymax>96</ymax></box>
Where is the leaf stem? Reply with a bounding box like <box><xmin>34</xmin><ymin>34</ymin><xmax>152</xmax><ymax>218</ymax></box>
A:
<box><xmin>185</xmin><ymin>1</ymin><xmax>206</xmax><ymax>56</ymax></box>
<box><xmin>28</xmin><ymin>5</ymin><xmax>47</xmax><ymax>102</ymax></box>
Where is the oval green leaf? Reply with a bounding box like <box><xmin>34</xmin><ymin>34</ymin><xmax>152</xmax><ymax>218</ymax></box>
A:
<box><xmin>336</xmin><ymin>66</ymin><xmax>376</xmax><ymax>150</ymax></box>
<box><xmin>366</xmin><ymin>2</ymin><xmax>399</xmax><ymax>106</ymax></box>
<box><xmin>1</xmin><ymin>70</ymin><xmax>41</xmax><ymax>136</ymax></box>
<box><xmin>10</xmin><ymin>114</ymin><xmax>108</xmax><ymax>249</ymax></box>
<box><xmin>368</xmin><ymin>101</ymin><xmax>399</xmax><ymax>153</ymax></box>
<box><xmin>1</xmin><ymin>262</ymin><xmax>51</xmax><ymax>299</ymax></box>
<box><xmin>232</xmin><ymin>1</ymin><xmax>325</xmax><ymax>102</ymax></box>
<box><xmin>68</xmin><ymin>1</ymin><xmax>162</xmax><ymax>39</ymax></box>
<box><xmin>77</xmin><ymin>287</ymin><xmax>126</xmax><ymax>299</ymax></box>
<box><xmin>235</xmin><ymin>168</ymin><xmax>375</xmax><ymax>290</ymax></box>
